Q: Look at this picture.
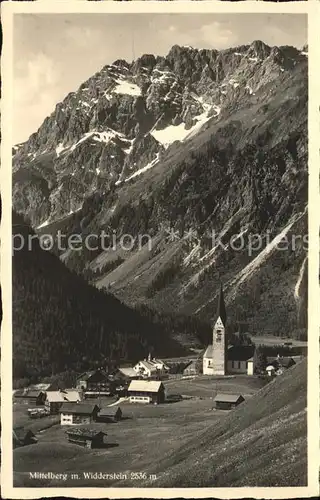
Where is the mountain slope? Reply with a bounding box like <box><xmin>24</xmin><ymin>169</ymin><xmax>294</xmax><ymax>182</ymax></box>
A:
<box><xmin>13</xmin><ymin>41</ymin><xmax>308</xmax><ymax>340</ymax></box>
<box><xmin>133</xmin><ymin>359</ymin><xmax>307</xmax><ymax>487</ymax></box>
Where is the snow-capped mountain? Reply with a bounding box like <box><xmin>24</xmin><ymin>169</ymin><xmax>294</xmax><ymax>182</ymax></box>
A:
<box><xmin>13</xmin><ymin>41</ymin><xmax>308</xmax><ymax>339</ymax></box>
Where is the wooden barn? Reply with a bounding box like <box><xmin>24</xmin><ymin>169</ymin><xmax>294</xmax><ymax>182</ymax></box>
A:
<box><xmin>14</xmin><ymin>389</ymin><xmax>46</xmax><ymax>406</ymax></box>
<box><xmin>59</xmin><ymin>403</ymin><xmax>100</xmax><ymax>425</ymax></box>
<box><xmin>65</xmin><ymin>428</ymin><xmax>106</xmax><ymax>449</ymax></box>
<box><xmin>128</xmin><ymin>380</ymin><xmax>165</xmax><ymax>404</ymax></box>
<box><xmin>213</xmin><ymin>393</ymin><xmax>245</xmax><ymax>410</ymax></box>
<box><xmin>97</xmin><ymin>406</ymin><xmax>122</xmax><ymax>423</ymax></box>
<box><xmin>13</xmin><ymin>428</ymin><xmax>38</xmax><ymax>449</ymax></box>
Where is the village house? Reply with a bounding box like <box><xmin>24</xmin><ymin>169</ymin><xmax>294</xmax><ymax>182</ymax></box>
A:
<box><xmin>65</xmin><ymin>428</ymin><xmax>107</xmax><ymax>449</ymax></box>
<box><xmin>213</xmin><ymin>393</ymin><xmax>245</xmax><ymax>410</ymax></box>
<box><xmin>13</xmin><ymin>428</ymin><xmax>38</xmax><ymax>449</ymax></box>
<box><xmin>203</xmin><ymin>283</ymin><xmax>256</xmax><ymax>376</ymax></box>
<box><xmin>133</xmin><ymin>353</ymin><xmax>170</xmax><ymax>379</ymax></box>
<box><xmin>45</xmin><ymin>389</ymin><xmax>82</xmax><ymax>414</ymax></box>
<box><xmin>128</xmin><ymin>380</ymin><xmax>166</xmax><ymax>404</ymax></box>
<box><xmin>76</xmin><ymin>369</ymin><xmax>113</xmax><ymax>397</ymax></box>
<box><xmin>14</xmin><ymin>389</ymin><xmax>46</xmax><ymax>406</ymax></box>
<box><xmin>266</xmin><ymin>355</ymin><xmax>296</xmax><ymax>376</ymax></box>
<box><xmin>59</xmin><ymin>402</ymin><xmax>100</xmax><ymax>426</ymax></box>
<box><xmin>133</xmin><ymin>360</ymin><xmax>158</xmax><ymax>378</ymax></box>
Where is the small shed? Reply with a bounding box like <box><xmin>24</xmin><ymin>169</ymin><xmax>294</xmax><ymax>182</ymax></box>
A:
<box><xmin>97</xmin><ymin>406</ymin><xmax>122</xmax><ymax>423</ymax></box>
<box><xmin>65</xmin><ymin>428</ymin><xmax>106</xmax><ymax>449</ymax></box>
<box><xmin>128</xmin><ymin>380</ymin><xmax>165</xmax><ymax>404</ymax></box>
<box><xmin>59</xmin><ymin>403</ymin><xmax>100</xmax><ymax>425</ymax></box>
<box><xmin>13</xmin><ymin>428</ymin><xmax>38</xmax><ymax>449</ymax></box>
<box><xmin>213</xmin><ymin>393</ymin><xmax>245</xmax><ymax>410</ymax></box>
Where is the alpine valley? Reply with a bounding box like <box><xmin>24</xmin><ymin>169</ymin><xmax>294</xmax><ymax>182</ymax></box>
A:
<box><xmin>13</xmin><ymin>41</ymin><xmax>308</xmax><ymax>374</ymax></box>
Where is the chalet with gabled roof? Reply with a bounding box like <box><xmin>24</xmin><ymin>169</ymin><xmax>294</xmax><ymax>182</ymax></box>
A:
<box><xmin>128</xmin><ymin>380</ymin><xmax>165</xmax><ymax>404</ymax></box>
<box><xmin>59</xmin><ymin>402</ymin><xmax>100</xmax><ymax>425</ymax></box>
<box><xmin>213</xmin><ymin>393</ymin><xmax>245</xmax><ymax>410</ymax></box>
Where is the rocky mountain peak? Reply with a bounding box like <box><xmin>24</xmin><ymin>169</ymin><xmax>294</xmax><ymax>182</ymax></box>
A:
<box><xmin>13</xmin><ymin>41</ymin><xmax>307</xmax><ymax>231</ymax></box>
<box><xmin>248</xmin><ymin>40</ymin><xmax>271</xmax><ymax>59</ymax></box>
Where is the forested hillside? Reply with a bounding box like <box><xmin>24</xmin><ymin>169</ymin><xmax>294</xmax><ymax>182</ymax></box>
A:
<box><xmin>12</xmin><ymin>212</ymin><xmax>200</xmax><ymax>381</ymax></box>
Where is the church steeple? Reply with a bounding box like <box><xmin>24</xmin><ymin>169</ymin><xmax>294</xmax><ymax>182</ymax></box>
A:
<box><xmin>216</xmin><ymin>282</ymin><xmax>227</xmax><ymax>326</ymax></box>
<box><xmin>211</xmin><ymin>282</ymin><xmax>228</xmax><ymax>375</ymax></box>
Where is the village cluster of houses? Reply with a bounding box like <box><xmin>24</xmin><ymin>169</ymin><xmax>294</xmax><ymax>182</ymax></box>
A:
<box><xmin>13</xmin><ymin>362</ymin><xmax>168</xmax><ymax>425</ymax></box>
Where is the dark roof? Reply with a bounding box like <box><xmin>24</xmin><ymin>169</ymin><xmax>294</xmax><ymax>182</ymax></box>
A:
<box><xmin>14</xmin><ymin>390</ymin><xmax>44</xmax><ymax>398</ymax></box>
<box><xmin>227</xmin><ymin>345</ymin><xmax>255</xmax><ymax>361</ymax></box>
<box><xmin>76</xmin><ymin>370</ymin><xmax>108</xmax><ymax>381</ymax></box>
<box><xmin>59</xmin><ymin>403</ymin><xmax>99</xmax><ymax>415</ymax></box>
<box><xmin>99</xmin><ymin>407</ymin><xmax>122</xmax><ymax>417</ymax></box>
<box><xmin>13</xmin><ymin>427</ymin><xmax>36</xmax><ymax>441</ymax></box>
<box><xmin>213</xmin><ymin>393</ymin><xmax>244</xmax><ymax>403</ymax></box>
<box><xmin>65</xmin><ymin>428</ymin><xmax>106</xmax><ymax>439</ymax></box>
<box><xmin>214</xmin><ymin>282</ymin><xmax>227</xmax><ymax>326</ymax></box>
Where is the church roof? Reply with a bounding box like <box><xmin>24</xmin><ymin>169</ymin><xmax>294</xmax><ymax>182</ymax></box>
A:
<box><xmin>203</xmin><ymin>344</ymin><xmax>255</xmax><ymax>362</ymax></box>
<box><xmin>227</xmin><ymin>345</ymin><xmax>255</xmax><ymax>361</ymax></box>
<box><xmin>214</xmin><ymin>283</ymin><xmax>227</xmax><ymax>326</ymax></box>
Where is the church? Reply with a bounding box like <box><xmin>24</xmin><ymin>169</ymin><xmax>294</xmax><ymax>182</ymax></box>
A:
<box><xmin>203</xmin><ymin>284</ymin><xmax>255</xmax><ymax>375</ymax></box>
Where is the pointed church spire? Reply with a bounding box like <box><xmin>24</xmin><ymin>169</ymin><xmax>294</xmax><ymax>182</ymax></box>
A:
<box><xmin>216</xmin><ymin>282</ymin><xmax>227</xmax><ymax>326</ymax></box>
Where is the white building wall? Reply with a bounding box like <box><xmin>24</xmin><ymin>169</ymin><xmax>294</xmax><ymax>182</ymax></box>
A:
<box><xmin>133</xmin><ymin>362</ymin><xmax>152</xmax><ymax>377</ymax></box>
<box><xmin>227</xmin><ymin>360</ymin><xmax>248</xmax><ymax>374</ymax></box>
<box><xmin>203</xmin><ymin>357</ymin><xmax>214</xmax><ymax>375</ymax></box>
<box><xmin>60</xmin><ymin>413</ymin><xmax>73</xmax><ymax>425</ymax></box>
<box><xmin>247</xmin><ymin>360</ymin><xmax>254</xmax><ymax>376</ymax></box>
<box><xmin>129</xmin><ymin>395</ymin><xmax>151</xmax><ymax>404</ymax></box>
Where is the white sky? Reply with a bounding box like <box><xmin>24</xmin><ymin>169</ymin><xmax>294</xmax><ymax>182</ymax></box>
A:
<box><xmin>13</xmin><ymin>13</ymin><xmax>307</xmax><ymax>144</ymax></box>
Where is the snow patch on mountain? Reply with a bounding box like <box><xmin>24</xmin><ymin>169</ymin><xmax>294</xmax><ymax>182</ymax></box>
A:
<box><xmin>294</xmin><ymin>256</ymin><xmax>307</xmax><ymax>300</ymax></box>
<box><xmin>125</xmin><ymin>153</ymin><xmax>160</xmax><ymax>182</ymax></box>
<box><xmin>113</xmin><ymin>80</ymin><xmax>141</xmax><ymax>96</ymax></box>
<box><xmin>151</xmin><ymin>121</ymin><xmax>194</xmax><ymax>148</ymax></box>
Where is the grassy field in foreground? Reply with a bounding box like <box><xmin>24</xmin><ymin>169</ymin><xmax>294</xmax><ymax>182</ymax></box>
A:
<box><xmin>134</xmin><ymin>359</ymin><xmax>307</xmax><ymax>487</ymax></box>
<box><xmin>13</xmin><ymin>375</ymin><xmax>266</xmax><ymax>487</ymax></box>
